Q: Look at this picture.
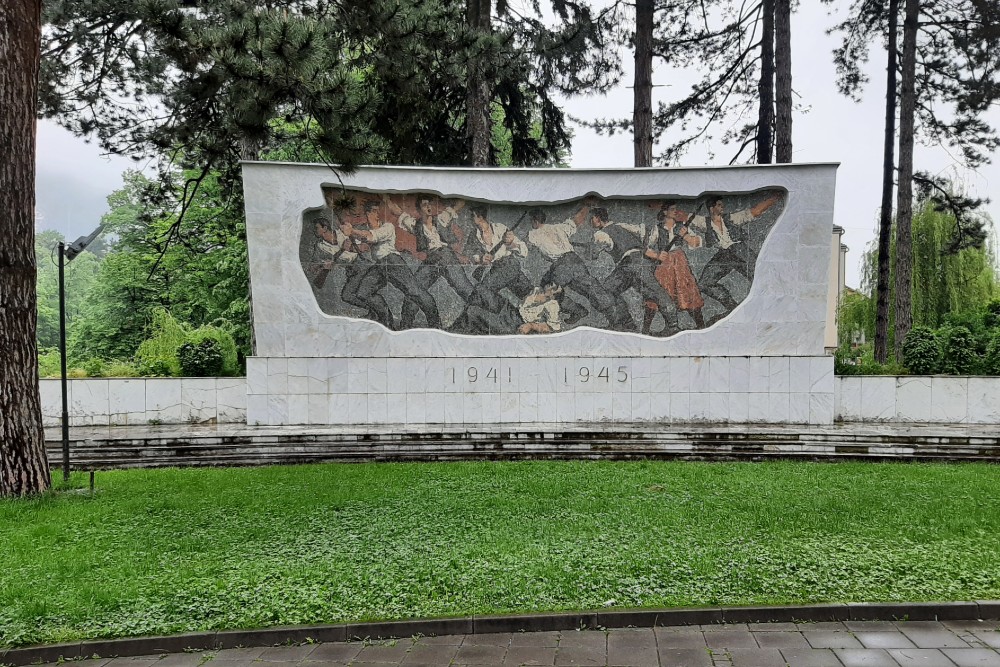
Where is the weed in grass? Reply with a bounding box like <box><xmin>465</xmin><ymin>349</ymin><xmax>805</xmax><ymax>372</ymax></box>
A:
<box><xmin>1</xmin><ymin>461</ymin><xmax>1000</xmax><ymax>648</ymax></box>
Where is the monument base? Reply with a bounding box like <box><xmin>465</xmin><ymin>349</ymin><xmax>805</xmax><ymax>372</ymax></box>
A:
<box><xmin>246</xmin><ymin>355</ymin><xmax>835</xmax><ymax>426</ymax></box>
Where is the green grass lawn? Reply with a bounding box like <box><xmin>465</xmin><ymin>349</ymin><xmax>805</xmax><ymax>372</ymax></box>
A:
<box><xmin>2</xmin><ymin>460</ymin><xmax>1000</xmax><ymax>647</ymax></box>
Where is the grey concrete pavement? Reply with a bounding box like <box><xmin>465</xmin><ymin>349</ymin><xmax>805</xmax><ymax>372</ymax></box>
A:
<box><xmin>37</xmin><ymin>620</ymin><xmax>1000</xmax><ymax>667</ymax></box>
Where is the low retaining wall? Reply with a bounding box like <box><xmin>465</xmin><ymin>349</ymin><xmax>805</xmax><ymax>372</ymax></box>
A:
<box><xmin>836</xmin><ymin>375</ymin><xmax>1000</xmax><ymax>424</ymax></box>
<box><xmin>38</xmin><ymin>374</ymin><xmax>1000</xmax><ymax>427</ymax></box>
<box><xmin>39</xmin><ymin>378</ymin><xmax>247</xmax><ymax>427</ymax></box>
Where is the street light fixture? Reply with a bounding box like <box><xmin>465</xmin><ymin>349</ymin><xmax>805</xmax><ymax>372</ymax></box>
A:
<box><xmin>58</xmin><ymin>224</ymin><xmax>105</xmax><ymax>482</ymax></box>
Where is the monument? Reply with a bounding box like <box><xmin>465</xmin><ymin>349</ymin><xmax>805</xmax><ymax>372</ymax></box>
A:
<box><xmin>242</xmin><ymin>163</ymin><xmax>840</xmax><ymax>426</ymax></box>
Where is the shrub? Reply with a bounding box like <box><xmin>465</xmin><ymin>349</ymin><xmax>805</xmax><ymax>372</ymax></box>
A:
<box><xmin>134</xmin><ymin>309</ymin><xmax>187</xmax><ymax>376</ymax></box>
<box><xmin>188</xmin><ymin>324</ymin><xmax>239</xmax><ymax>376</ymax></box>
<box><xmin>902</xmin><ymin>326</ymin><xmax>939</xmax><ymax>375</ymax></box>
<box><xmin>38</xmin><ymin>348</ymin><xmax>61</xmax><ymax>378</ymax></box>
<box><xmin>82</xmin><ymin>358</ymin><xmax>105</xmax><ymax>378</ymax></box>
<box><xmin>984</xmin><ymin>331</ymin><xmax>1000</xmax><ymax>375</ymax></box>
<box><xmin>177</xmin><ymin>339</ymin><xmax>225</xmax><ymax>377</ymax></box>
<box><xmin>939</xmin><ymin>326</ymin><xmax>979</xmax><ymax>375</ymax></box>
<box><xmin>985</xmin><ymin>299</ymin><xmax>1000</xmax><ymax>329</ymax></box>
<box><xmin>103</xmin><ymin>360</ymin><xmax>140</xmax><ymax>377</ymax></box>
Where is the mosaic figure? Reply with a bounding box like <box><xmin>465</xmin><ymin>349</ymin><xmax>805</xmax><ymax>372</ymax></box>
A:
<box><xmin>300</xmin><ymin>187</ymin><xmax>787</xmax><ymax>337</ymax></box>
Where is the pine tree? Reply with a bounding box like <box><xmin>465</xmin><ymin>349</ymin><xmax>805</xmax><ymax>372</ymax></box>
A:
<box><xmin>1</xmin><ymin>0</ymin><xmax>51</xmax><ymax>497</ymax></box>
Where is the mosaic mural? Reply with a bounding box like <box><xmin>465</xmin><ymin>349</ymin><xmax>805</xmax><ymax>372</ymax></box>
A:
<box><xmin>300</xmin><ymin>188</ymin><xmax>787</xmax><ymax>337</ymax></box>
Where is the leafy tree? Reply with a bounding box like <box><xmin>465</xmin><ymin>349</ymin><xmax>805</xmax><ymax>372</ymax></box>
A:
<box><xmin>34</xmin><ymin>230</ymin><xmax>103</xmax><ymax>350</ymax></box>
<box><xmin>827</xmin><ymin>0</ymin><xmax>1000</xmax><ymax>360</ymax></box>
<box><xmin>1</xmin><ymin>0</ymin><xmax>50</xmax><ymax>497</ymax></box>
<box><xmin>840</xmin><ymin>191</ymin><xmax>999</xmax><ymax>353</ymax></box>
<box><xmin>69</xmin><ymin>170</ymin><xmax>251</xmax><ymax>365</ymax></box>
<box><xmin>939</xmin><ymin>326</ymin><xmax>978</xmax><ymax>375</ymax></box>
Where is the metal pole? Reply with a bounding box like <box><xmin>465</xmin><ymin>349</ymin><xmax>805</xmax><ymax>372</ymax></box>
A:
<box><xmin>58</xmin><ymin>241</ymin><xmax>70</xmax><ymax>482</ymax></box>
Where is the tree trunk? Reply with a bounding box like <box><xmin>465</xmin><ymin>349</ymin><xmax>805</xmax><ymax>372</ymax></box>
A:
<box><xmin>894</xmin><ymin>0</ymin><xmax>919</xmax><ymax>360</ymax></box>
<box><xmin>0</xmin><ymin>0</ymin><xmax>51</xmax><ymax>497</ymax></box>
<box><xmin>633</xmin><ymin>0</ymin><xmax>654</xmax><ymax>167</ymax></box>
<box><xmin>756</xmin><ymin>0</ymin><xmax>775</xmax><ymax>164</ymax></box>
<box><xmin>874</xmin><ymin>0</ymin><xmax>899</xmax><ymax>364</ymax></box>
<box><xmin>774</xmin><ymin>0</ymin><xmax>792</xmax><ymax>162</ymax></box>
<box><xmin>466</xmin><ymin>0</ymin><xmax>493</xmax><ymax>167</ymax></box>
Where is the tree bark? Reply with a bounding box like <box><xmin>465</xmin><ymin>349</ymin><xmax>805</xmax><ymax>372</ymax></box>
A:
<box><xmin>756</xmin><ymin>0</ymin><xmax>775</xmax><ymax>164</ymax></box>
<box><xmin>774</xmin><ymin>0</ymin><xmax>792</xmax><ymax>162</ymax></box>
<box><xmin>633</xmin><ymin>0</ymin><xmax>654</xmax><ymax>167</ymax></box>
<box><xmin>874</xmin><ymin>0</ymin><xmax>899</xmax><ymax>364</ymax></box>
<box><xmin>894</xmin><ymin>0</ymin><xmax>919</xmax><ymax>360</ymax></box>
<box><xmin>466</xmin><ymin>0</ymin><xmax>493</xmax><ymax>167</ymax></box>
<box><xmin>0</xmin><ymin>0</ymin><xmax>51</xmax><ymax>497</ymax></box>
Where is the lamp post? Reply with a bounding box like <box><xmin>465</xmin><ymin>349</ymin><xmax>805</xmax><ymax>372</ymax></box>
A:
<box><xmin>58</xmin><ymin>224</ymin><xmax>105</xmax><ymax>482</ymax></box>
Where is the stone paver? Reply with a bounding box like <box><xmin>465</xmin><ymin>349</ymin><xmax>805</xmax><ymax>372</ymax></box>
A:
<box><xmin>30</xmin><ymin>620</ymin><xmax>1000</xmax><ymax>667</ymax></box>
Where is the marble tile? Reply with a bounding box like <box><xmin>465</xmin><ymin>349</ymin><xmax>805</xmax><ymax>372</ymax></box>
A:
<box><xmin>729</xmin><ymin>357</ymin><xmax>750</xmax><ymax>393</ymax></box>
<box><xmin>729</xmin><ymin>392</ymin><xmax>750</xmax><ymax>423</ymax></box>
<box><xmin>630</xmin><ymin>357</ymin><xmax>652</xmax><ymax>393</ymax></box>
<box><xmin>860</xmin><ymin>376</ymin><xmax>895</xmax><ymax>420</ymax></box>
<box><xmin>367</xmin><ymin>357</ymin><xmax>388</xmax><ymax>394</ymax></box>
<box><xmin>768</xmin><ymin>392</ymin><xmax>790</xmax><ymax>423</ymax></box>
<box><xmin>247</xmin><ymin>358</ymin><xmax>268</xmax><ymax>395</ymax></box>
<box><xmin>931</xmin><ymin>377</ymin><xmax>968</xmax><ymax>423</ymax></box>
<box><xmin>968</xmin><ymin>378</ymin><xmax>1000</xmax><ymax>423</ymax></box>
<box><xmin>69</xmin><ymin>380</ymin><xmax>110</xmax><ymax>425</ymax></box>
<box><xmin>895</xmin><ymin>376</ymin><xmax>931</xmax><ymax>422</ymax></box>
<box><xmin>287</xmin><ymin>358</ymin><xmax>310</xmax><ymax>394</ymax></box>
<box><xmin>145</xmin><ymin>379</ymin><xmax>184</xmax><ymax>422</ymax></box>
<box><xmin>556</xmin><ymin>392</ymin><xmax>576</xmax><ymax>423</ymax></box>
<box><xmin>668</xmin><ymin>392</ymin><xmax>689</xmax><ymax>421</ymax></box>
<box><xmin>574</xmin><ymin>393</ymin><xmax>595</xmax><ymax>422</ymax></box>
<box><xmin>690</xmin><ymin>357</ymin><xmax>710</xmax><ymax>392</ymax></box>
<box><xmin>768</xmin><ymin>357</ymin><xmax>790</xmax><ymax>393</ymax></box>
<box><xmin>521</xmin><ymin>357</ymin><xmax>544</xmax><ymax>394</ymax></box>
<box><xmin>386</xmin><ymin>358</ymin><xmax>408</xmax><ymax>391</ymax></box>
<box><xmin>809</xmin><ymin>392</ymin><xmax>834</xmax><ymax>424</ymax></box>
<box><xmin>837</xmin><ymin>376</ymin><xmax>862</xmax><ymax>419</ymax></box>
<box><xmin>443</xmin><ymin>393</ymin><xmax>464</xmax><ymax>424</ymax></box>
<box><xmin>266</xmin><ymin>394</ymin><xmax>288</xmax><ymax>425</ymax></box>
<box><xmin>404</xmin><ymin>358</ymin><xmax>428</xmax><ymax>394</ymax></box>
<box><xmin>267</xmin><ymin>357</ymin><xmax>288</xmax><ymax>395</ymax></box>
<box><xmin>246</xmin><ymin>394</ymin><xmax>268</xmax><ymax>425</ymax></box>
<box><xmin>789</xmin><ymin>358</ymin><xmax>811</xmax><ymax>393</ymax></box>
<box><xmin>463</xmin><ymin>392</ymin><xmax>484</xmax><ymax>425</ymax></box>
<box><xmin>749</xmin><ymin>357</ymin><xmax>770</xmax><ymax>393</ymax></box>
<box><xmin>500</xmin><ymin>392</ymin><xmax>520</xmax><ymax>423</ymax></box>
<box><xmin>287</xmin><ymin>394</ymin><xmax>309</xmax><ymax>424</ymax></box>
<box><xmin>108</xmin><ymin>379</ymin><xmax>145</xmax><ymax>424</ymax></box>
<box><xmin>424</xmin><ymin>392</ymin><xmax>446</xmax><ymax>424</ymax></box>
<box><xmin>366</xmin><ymin>393</ymin><xmax>388</xmax><ymax>424</ymax></box>
<box><xmin>748</xmin><ymin>392</ymin><xmax>770</xmax><ymax>422</ymax></box>
<box><xmin>181</xmin><ymin>378</ymin><xmax>217</xmax><ymax>422</ymax></box>
<box><xmin>306</xmin><ymin>358</ymin><xmax>328</xmax><ymax>394</ymax></box>
<box><xmin>705</xmin><ymin>393</ymin><xmax>730</xmax><ymax>423</ymax></box>
<box><xmin>612</xmin><ymin>358</ymin><xmax>633</xmax><ymax>393</ymax></box>
<box><xmin>328</xmin><ymin>392</ymin><xmax>351</xmax><ymax>424</ymax></box>
<box><xmin>668</xmin><ymin>357</ymin><xmax>690</xmax><ymax>393</ymax></box>
<box><xmin>537</xmin><ymin>390</ymin><xmax>558</xmax><ymax>423</ymax></box>
<box><xmin>406</xmin><ymin>392</ymin><xmax>427</xmax><ymax>425</ymax></box>
<box><xmin>307</xmin><ymin>393</ymin><xmax>328</xmax><ymax>424</ymax></box>
<box><xmin>788</xmin><ymin>392</ymin><xmax>810</xmax><ymax>424</ymax></box>
<box><xmin>328</xmin><ymin>358</ymin><xmax>349</xmax><ymax>393</ymax></box>
<box><xmin>611</xmin><ymin>392</ymin><xmax>631</xmax><ymax>421</ymax></box>
<box><xmin>519</xmin><ymin>392</ymin><xmax>539</xmax><ymax>423</ymax></box>
<box><xmin>347</xmin><ymin>358</ymin><xmax>367</xmax><ymax>395</ymax></box>
<box><xmin>594</xmin><ymin>395</ymin><xmax>613</xmax><ymax>421</ymax></box>
<box><xmin>632</xmin><ymin>391</ymin><xmax>652</xmax><ymax>421</ymax></box>
<box><xmin>810</xmin><ymin>356</ymin><xmax>834</xmax><ymax>393</ymax></box>
<box><xmin>649</xmin><ymin>358</ymin><xmax>671</xmax><ymax>393</ymax></box>
<box><xmin>689</xmin><ymin>392</ymin><xmax>712</xmax><ymax>421</ymax></box>
<box><xmin>708</xmin><ymin>357</ymin><xmax>731</xmax><ymax>393</ymax></box>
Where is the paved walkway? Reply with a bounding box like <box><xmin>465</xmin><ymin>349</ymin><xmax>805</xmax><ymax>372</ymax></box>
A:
<box><xmin>40</xmin><ymin>621</ymin><xmax>1000</xmax><ymax>667</ymax></box>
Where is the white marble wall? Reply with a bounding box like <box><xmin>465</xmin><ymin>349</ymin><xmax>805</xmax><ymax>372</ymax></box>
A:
<box><xmin>242</xmin><ymin>163</ymin><xmax>839</xmax><ymax>359</ymax></box>
<box><xmin>836</xmin><ymin>376</ymin><xmax>1000</xmax><ymax>424</ymax></box>
<box><xmin>38</xmin><ymin>378</ymin><xmax>247</xmax><ymax>427</ymax></box>
<box><xmin>246</xmin><ymin>355</ymin><xmax>835</xmax><ymax>425</ymax></box>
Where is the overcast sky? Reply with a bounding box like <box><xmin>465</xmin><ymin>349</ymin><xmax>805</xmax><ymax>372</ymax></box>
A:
<box><xmin>35</xmin><ymin>2</ymin><xmax>999</xmax><ymax>289</ymax></box>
